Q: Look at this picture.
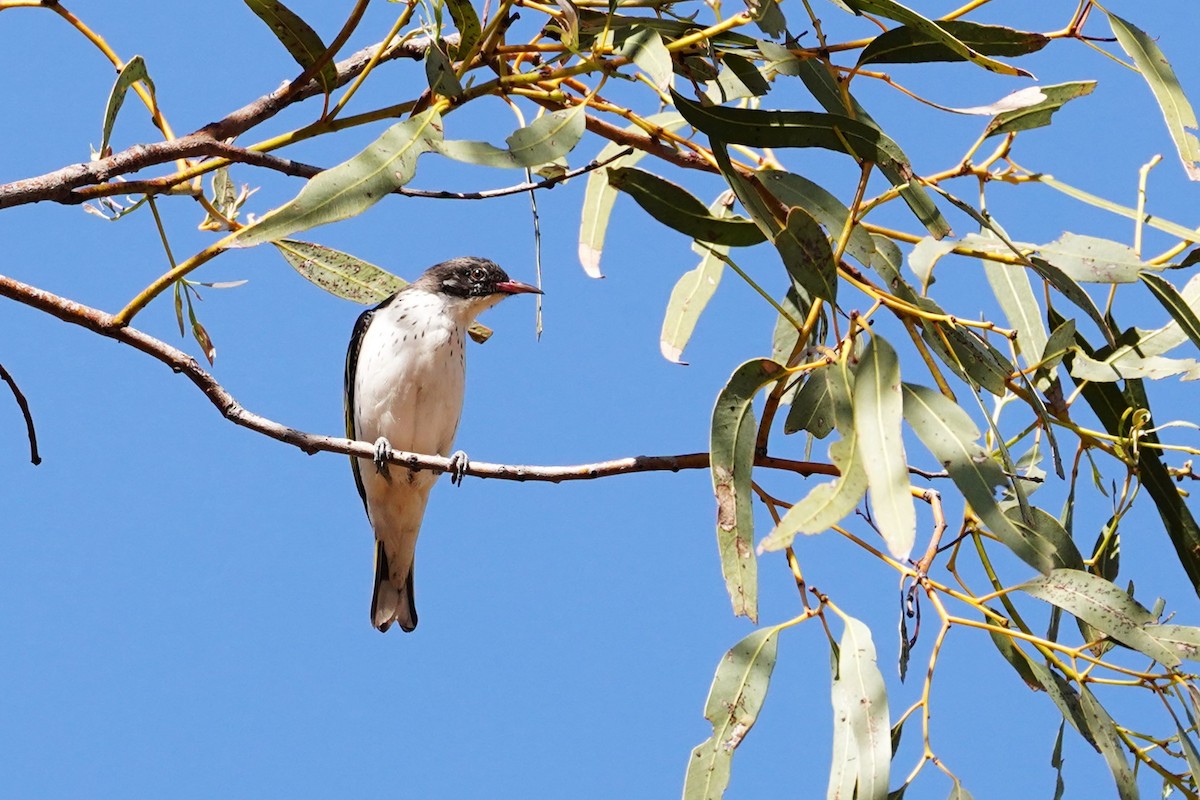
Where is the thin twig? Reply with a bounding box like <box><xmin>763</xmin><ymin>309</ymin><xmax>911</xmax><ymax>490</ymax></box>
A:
<box><xmin>0</xmin><ymin>359</ymin><xmax>40</xmax><ymax>465</ymax></box>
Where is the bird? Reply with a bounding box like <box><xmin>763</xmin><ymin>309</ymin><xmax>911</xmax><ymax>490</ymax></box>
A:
<box><xmin>345</xmin><ymin>256</ymin><xmax>541</xmax><ymax>632</ymax></box>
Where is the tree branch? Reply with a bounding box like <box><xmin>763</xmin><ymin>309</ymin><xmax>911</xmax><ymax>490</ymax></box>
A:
<box><xmin>0</xmin><ymin>359</ymin><xmax>40</xmax><ymax>465</ymax></box>
<box><xmin>0</xmin><ymin>271</ymin><xmax>844</xmax><ymax>483</ymax></box>
<box><xmin>0</xmin><ymin>34</ymin><xmax>448</xmax><ymax>211</ymax></box>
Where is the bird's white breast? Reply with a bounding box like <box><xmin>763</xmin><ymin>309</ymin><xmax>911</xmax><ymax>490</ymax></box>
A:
<box><xmin>353</xmin><ymin>289</ymin><xmax>468</xmax><ymax>460</ymax></box>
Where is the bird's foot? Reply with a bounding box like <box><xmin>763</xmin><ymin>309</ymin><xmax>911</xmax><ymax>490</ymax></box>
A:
<box><xmin>373</xmin><ymin>437</ymin><xmax>394</xmax><ymax>479</ymax></box>
<box><xmin>448</xmin><ymin>450</ymin><xmax>470</xmax><ymax>486</ymax></box>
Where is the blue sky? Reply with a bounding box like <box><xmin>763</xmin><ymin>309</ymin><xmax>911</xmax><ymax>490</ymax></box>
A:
<box><xmin>2</xmin><ymin>2</ymin><xmax>1199</xmax><ymax>797</ymax></box>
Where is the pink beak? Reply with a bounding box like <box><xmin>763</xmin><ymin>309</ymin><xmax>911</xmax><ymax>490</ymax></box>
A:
<box><xmin>495</xmin><ymin>279</ymin><xmax>543</xmax><ymax>295</ymax></box>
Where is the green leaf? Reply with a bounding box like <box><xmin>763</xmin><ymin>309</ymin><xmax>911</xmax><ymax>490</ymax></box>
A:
<box><xmin>1024</xmin><ymin>661</ymin><xmax>1099</xmax><ymax>750</ymax></box>
<box><xmin>445</xmin><ymin>0</ymin><xmax>481</xmax><ymax>54</ymax></box>
<box><xmin>827</xmin><ymin>616</ymin><xmax>890</xmax><ymax>800</ymax></box>
<box><xmin>243</xmin><ymin>0</ymin><xmax>336</xmax><ymax>94</ymax></box>
<box><xmin>1004</xmin><ymin>506</ymin><xmax>1084</xmax><ymax>570</ymax></box>
<box><xmin>841</xmin><ymin>0</ymin><xmax>1030</xmax><ymax>76</ymax></box>
<box><xmin>230</xmin><ymin>109</ymin><xmax>443</xmax><ymax>248</ymax></box>
<box><xmin>1140</xmin><ymin>272</ymin><xmax>1200</xmax><ymax>352</ymax></box>
<box><xmin>1108</xmin><ymin>12</ymin><xmax>1200</xmax><ymax>180</ymax></box>
<box><xmin>1037</xmin><ymin>175</ymin><xmax>1200</xmax><ymax>243</ymax></box>
<box><xmin>707</xmin><ymin>53</ymin><xmax>771</xmax><ymax>103</ymax></box>
<box><xmin>902</xmin><ymin>383</ymin><xmax>1057</xmax><ymax>572</ymax></box>
<box><xmin>947</xmin><ymin>781</ymin><xmax>974</xmax><ymax>800</ymax></box>
<box><xmin>987</xmin><ymin>628</ymin><xmax>1041</xmax><ymax>690</ymax></box>
<box><xmin>1174</xmin><ymin>718</ymin><xmax>1200</xmax><ymax>789</ymax></box>
<box><xmin>1021</xmin><ymin>568</ymin><xmax>1180</xmax><ymax>667</ymax></box>
<box><xmin>775</xmin><ymin>207</ymin><xmax>838</xmax><ymax>303</ymax></box>
<box><xmin>661</xmin><ymin>197</ymin><xmax>732</xmax><ymax>364</ymax></box>
<box><xmin>854</xmin><ymin>337</ymin><xmax>915</xmax><ymax>561</ymax></box>
<box><xmin>623</xmin><ymin>27</ymin><xmax>672</xmax><ymax>92</ymax></box>
<box><xmin>1078</xmin><ymin>687</ymin><xmax>1139</xmax><ymax>800</ymax></box>
<box><xmin>1060</xmin><ymin>319</ymin><xmax>1200</xmax><ymax>596</ymax></box>
<box><xmin>607</xmin><ymin>167</ymin><xmax>767</xmax><ymax>246</ymax></box>
<box><xmin>744</xmin><ymin>0</ymin><xmax>785</xmax><ymax>38</ymax></box>
<box><xmin>758</xmin><ymin>170</ymin><xmax>877</xmax><ymax>267</ymax></box>
<box><xmin>98</xmin><ymin>56</ymin><xmax>156</xmax><ymax>159</ymax></box>
<box><xmin>760</xmin><ymin>362</ymin><xmax>866</xmax><ymax>551</ymax></box>
<box><xmin>984</xmin><ymin>81</ymin><xmax>1097</xmax><ymax>138</ymax></box>
<box><xmin>424</xmin><ymin>44</ymin><xmax>464</xmax><ymax>98</ymax></box>
<box><xmin>983</xmin><ymin>252</ymin><xmax>1047</xmax><ymax>365</ymax></box>
<box><xmin>1037</xmin><ymin>233</ymin><xmax>1161</xmax><ymax>284</ymax></box>
<box><xmin>274</xmin><ymin>239</ymin><xmax>492</xmax><ymax>343</ymax></box>
<box><xmin>437</xmin><ymin>106</ymin><xmax>586</xmax><ymax>168</ymax></box>
<box><xmin>711</xmin><ymin>358</ymin><xmax>785</xmax><ymax>621</ymax></box>
<box><xmin>673</xmin><ymin>89</ymin><xmax>915</xmax><ymax>168</ymax></box>
<box><xmin>785</xmin><ymin>366</ymin><xmax>837</xmax><ymax>438</ymax></box>
<box><xmin>683</xmin><ymin>627</ymin><xmax>780</xmax><ymax>800</ymax></box>
<box><xmin>1145</xmin><ymin>623</ymin><xmax>1200</xmax><ymax>663</ymax></box>
<box><xmin>858</xmin><ymin>20</ymin><xmax>1048</xmax><ymax>65</ymax></box>
<box><xmin>786</xmin><ymin>58</ymin><xmax>950</xmax><ymax>238</ymax></box>
<box><xmin>578</xmin><ymin>113</ymin><xmax>685</xmax><ymax>277</ymax></box>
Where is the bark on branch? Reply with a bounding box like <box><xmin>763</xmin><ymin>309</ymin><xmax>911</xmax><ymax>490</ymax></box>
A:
<box><xmin>0</xmin><ymin>272</ymin><xmax>838</xmax><ymax>483</ymax></box>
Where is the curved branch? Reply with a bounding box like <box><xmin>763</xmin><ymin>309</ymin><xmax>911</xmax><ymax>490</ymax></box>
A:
<box><xmin>0</xmin><ymin>271</ymin><xmax>844</xmax><ymax>483</ymax></box>
<box><xmin>0</xmin><ymin>34</ymin><xmax>447</xmax><ymax>210</ymax></box>
<box><xmin>0</xmin><ymin>359</ymin><xmax>40</xmax><ymax>465</ymax></box>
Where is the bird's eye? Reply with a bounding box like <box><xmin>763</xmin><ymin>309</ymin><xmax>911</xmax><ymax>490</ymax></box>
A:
<box><xmin>470</xmin><ymin>267</ymin><xmax>487</xmax><ymax>282</ymax></box>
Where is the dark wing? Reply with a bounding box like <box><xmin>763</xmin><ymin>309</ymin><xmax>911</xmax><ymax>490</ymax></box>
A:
<box><xmin>345</xmin><ymin>305</ymin><xmax>377</xmax><ymax>512</ymax></box>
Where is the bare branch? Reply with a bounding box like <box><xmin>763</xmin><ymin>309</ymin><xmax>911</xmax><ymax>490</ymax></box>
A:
<box><xmin>0</xmin><ymin>271</ymin><xmax>846</xmax><ymax>483</ymax></box>
<box><xmin>0</xmin><ymin>359</ymin><xmax>40</xmax><ymax>465</ymax></box>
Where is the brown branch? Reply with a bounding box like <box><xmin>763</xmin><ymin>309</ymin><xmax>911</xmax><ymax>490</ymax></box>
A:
<box><xmin>0</xmin><ymin>34</ymin><xmax>448</xmax><ymax>211</ymax></box>
<box><xmin>0</xmin><ymin>359</ymin><xmax>40</xmax><ymax>465</ymax></box>
<box><xmin>0</xmin><ymin>271</ymin><xmax>846</xmax><ymax>483</ymax></box>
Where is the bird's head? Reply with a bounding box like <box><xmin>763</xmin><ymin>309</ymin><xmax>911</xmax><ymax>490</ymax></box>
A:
<box><xmin>414</xmin><ymin>257</ymin><xmax>542</xmax><ymax>321</ymax></box>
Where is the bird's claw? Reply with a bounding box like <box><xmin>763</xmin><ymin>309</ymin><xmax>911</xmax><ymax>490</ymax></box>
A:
<box><xmin>448</xmin><ymin>450</ymin><xmax>470</xmax><ymax>486</ymax></box>
<box><xmin>373</xmin><ymin>437</ymin><xmax>394</xmax><ymax>479</ymax></box>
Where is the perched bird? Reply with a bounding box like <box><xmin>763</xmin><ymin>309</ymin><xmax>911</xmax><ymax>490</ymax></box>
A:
<box><xmin>345</xmin><ymin>257</ymin><xmax>541</xmax><ymax>632</ymax></box>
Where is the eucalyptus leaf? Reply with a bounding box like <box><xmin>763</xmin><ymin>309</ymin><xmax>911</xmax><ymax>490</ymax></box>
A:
<box><xmin>711</xmin><ymin>359</ymin><xmax>786</xmax><ymax>620</ymax></box>
<box><xmin>984</xmin><ymin>82</ymin><xmax>1097</xmax><ymax>138</ymax></box>
<box><xmin>437</xmin><ymin>106</ymin><xmax>585</xmax><ymax>168</ymax></box>
<box><xmin>660</xmin><ymin>197</ymin><xmax>733</xmax><ymax>364</ymax></box>
<box><xmin>854</xmin><ymin>337</ymin><xmax>915</xmax><ymax>560</ymax></box>
<box><xmin>244</xmin><ymin>0</ymin><xmax>337</xmax><ymax>94</ymax></box>
<box><xmin>230</xmin><ymin>109</ymin><xmax>443</xmax><ymax>248</ymax></box>
<box><xmin>683</xmin><ymin>627</ymin><xmax>781</xmax><ymax>800</ymax></box>
<box><xmin>607</xmin><ymin>167</ymin><xmax>767</xmax><ymax>246</ymax></box>
<box><xmin>827</xmin><ymin>616</ymin><xmax>890</xmax><ymax>800</ymax></box>
<box><xmin>1108</xmin><ymin>12</ymin><xmax>1200</xmax><ymax>180</ymax></box>
<box><xmin>859</xmin><ymin>20</ymin><xmax>1048</xmax><ymax>66</ymax></box>
<box><xmin>98</xmin><ymin>56</ymin><xmax>156</xmax><ymax>159</ymax></box>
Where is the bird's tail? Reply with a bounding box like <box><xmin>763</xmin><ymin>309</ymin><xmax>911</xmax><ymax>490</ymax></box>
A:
<box><xmin>371</xmin><ymin>540</ymin><xmax>417</xmax><ymax>632</ymax></box>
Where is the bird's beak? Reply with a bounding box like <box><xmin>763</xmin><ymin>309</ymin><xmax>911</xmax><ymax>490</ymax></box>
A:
<box><xmin>495</xmin><ymin>279</ymin><xmax>543</xmax><ymax>295</ymax></box>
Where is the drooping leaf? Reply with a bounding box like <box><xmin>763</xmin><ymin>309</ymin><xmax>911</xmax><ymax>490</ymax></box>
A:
<box><xmin>858</xmin><ymin>20</ymin><xmax>1048</xmax><ymax>66</ymax></box>
<box><xmin>761</xmin><ymin>362</ymin><xmax>866</xmax><ymax>551</ymax></box>
<box><xmin>758</xmin><ymin>170</ymin><xmax>877</xmax><ymax>267</ymax></box>
<box><xmin>1078</xmin><ymin>687</ymin><xmax>1139</xmax><ymax>800</ymax></box>
<box><xmin>436</xmin><ymin>106</ymin><xmax>585</xmax><ymax>168</ymax></box>
<box><xmin>902</xmin><ymin>384</ymin><xmax>1056</xmax><ymax>572</ymax></box>
<box><xmin>827</xmin><ymin>616</ymin><xmax>890</xmax><ymax>800</ymax></box>
<box><xmin>908</xmin><ymin>236</ymin><xmax>956</xmax><ymax>290</ymax></box>
<box><xmin>1059</xmin><ymin>314</ymin><xmax>1200</xmax><ymax>596</ymax></box>
<box><xmin>984</xmin><ymin>81</ymin><xmax>1097</xmax><ymax>138</ymax></box>
<box><xmin>607</xmin><ymin>167</ymin><xmax>767</xmax><ymax>246</ymax></box>
<box><xmin>98</xmin><ymin>56</ymin><xmax>156</xmax><ymax>159</ymax></box>
<box><xmin>784</xmin><ymin>59</ymin><xmax>951</xmax><ymax>238</ymax></box>
<box><xmin>661</xmin><ymin>197</ymin><xmax>732</xmax><ymax>364</ymax></box>
<box><xmin>1038</xmin><ymin>175</ymin><xmax>1200</xmax><ymax>243</ymax></box>
<box><xmin>424</xmin><ymin>44</ymin><xmax>464</xmax><ymax>98</ymax></box>
<box><xmin>744</xmin><ymin>0</ymin><xmax>786</xmax><ymax>38</ymax></box>
<box><xmin>444</xmin><ymin>0</ymin><xmax>481</xmax><ymax>54</ymax></box>
<box><xmin>244</xmin><ymin>0</ymin><xmax>337</xmax><ymax>94</ymax></box>
<box><xmin>786</xmin><ymin>366</ymin><xmax>837</xmax><ymax>438</ymax></box>
<box><xmin>578</xmin><ymin>113</ymin><xmax>686</xmax><ymax>277</ymax></box>
<box><xmin>983</xmin><ymin>252</ymin><xmax>1047</xmax><ymax>364</ymax></box>
<box><xmin>623</xmin><ymin>27</ymin><xmax>672</xmax><ymax>92</ymax></box>
<box><xmin>683</xmin><ymin>627</ymin><xmax>781</xmax><ymax>800</ymax></box>
<box><xmin>1021</xmin><ymin>569</ymin><xmax>1179</xmax><ymax>667</ymax></box>
<box><xmin>1140</xmin><ymin>272</ymin><xmax>1200</xmax><ymax>353</ymax></box>
<box><xmin>705</xmin><ymin>53</ymin><xmax>771</xmax><ymax>103</ymax></box>
<box><xmin>775</xmin><ymin>207</ymin><xmax>838</xmax><ymax>303</ymax></box>
<box><xmin>853</xmin><ymin>337</ymin><xmax>914</xmax><ymax>560</ymax></box>
<box><xmin>1004</xmin><ymin>506</ymin><xmax>1084</xmax><ymax>571</ymax></box>
<box><xmin>1145</xmin><ymin>623</ymin><xmax>1200</xmax><ymax>663</ymax></box>
<box><xmin>711</xmin><ymin>358</ymin><xmax>785</xmax><ymax>620</ymax></box>
<box><xmin>1108</xmin><ymin>12</ymin><xmax>1200</xmax><ymax>180</ymax></box>
<box><xmin>274</xmin><ymin>239</ymin><xmax>492</xmax><ymax>343</ymax></box>
<box><xmin>841</xmin><ymin>0</ymin><xmax>1030</xmax><ymax>76</ymax></box>
<box><xmin>230</xmin><ymin>109</ymin><xmax>443</xmax><ymax>248</ymax></box>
